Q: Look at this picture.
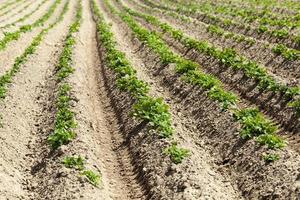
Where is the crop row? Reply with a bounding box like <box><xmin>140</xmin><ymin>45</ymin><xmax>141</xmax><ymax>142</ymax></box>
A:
<box><xmin>43</xmin><ymin>0</ymin><xmax>101</xmax><ymax>186</ymax></box>
<box><xmin>132</xmin><ymin>0</ymin><xmax>300</xmax><ymax>63</ymax></box>
<box><xmin>140</xmin><ymin>0</ymin><xmax>300</xmax><ymax>50</ymax></box>
<box><xmin>0</xmin><ymin>0</ymin><xmax>61</xmax><ymax>50</ymax></box>
<box><xmin>92</xmin><ymin>0</ymin><xmax>189</xmax><ymax>164</ymax></box>
<box><xmin>0</xmin><ymin>0</ymin><xmax>50</xmax><ymax>29</ymax></box>
<box><xmin>47</xmin><ymin>0</ymin><xmax>77</xmax><ymax>149</ymax></box>
<box><xmin>123</xmin><ymin>5</ymin><xmax>300</xmax><ymax>119</ymax></box>
<box><xmin>0</xmin><ymin>0</ymin><xmax>69</xmax><ymax>99</ymax></box>
<box><xmin>106</xmin><ymin>0</ymin><xmax>286</xmax><ymax>160</ymax></box>
<box><xmin>130</xmin><ymin>0</ymin><xmax>300</xmax><ymax>64</ymax></box>
<box><xmin>163</xmin><ymin>0</ymin><xmax>300</xmax><ymax>42</ymax></box>
<box><xmin>179</xmin><ymin>0</ymin><xmax>300</xmax><ymax>30</ymax></box>
<box><xmin>225</xmin><ymin>0</ymin><xmax>300</xmax><ymax>13</ymax></box>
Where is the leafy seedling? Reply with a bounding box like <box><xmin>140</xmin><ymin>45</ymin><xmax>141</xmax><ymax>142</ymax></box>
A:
<box><xmin>62</xmin><ymin>156</ymin><xmax>85</xmax><ymax>170</ymax></box>
<box><xmin>81</xmin><ymin>170</ymin><xmax>101</xmax><ymax>187</ymax></box>
<box><xmin>263</xmin><ymin>153</ymin><xmax>280</xmax><ymax>162</ymax></box>
<box><xmin>164</xmin><ymin>143</ymin><xmax>190</xmax><ymax>164</ymax></box>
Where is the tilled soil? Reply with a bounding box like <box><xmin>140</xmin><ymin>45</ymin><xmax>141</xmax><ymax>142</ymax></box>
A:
<box><xmin>0</xmin><ymin>0</ymin><xmax>299</xmax><ymax>200</ymax></box>
<box><xmin>122</xmin><ymin>0</ymin><xmax>300</xmax><ymax>136</ymax></box>
<box><xmin>127</xmin><ymin>0</ymin><xmax>300</xmax><ymax>84</ymax></box>
<box><xmin>106</xmin><ymin>0</ymin><xmax>300</xmax><ymax>199</ymax></box>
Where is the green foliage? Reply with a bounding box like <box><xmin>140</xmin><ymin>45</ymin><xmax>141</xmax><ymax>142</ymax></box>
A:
<box><xmin>233</xmin><ymin>108</ymin><xmax>278</xmax><ymax>139</ymax></box>
<box><xmin>0</xmin><ymin>0</ymin><xmax>70</xmax><ymax>99</ymax></box>
<box><xmin>48</xmin><ymin>84</ymin><xmax>77</xmax><ymax>149</ymax></box>
<box><xmin>164</xmin><ymin>143</ymin><xmax>190</xmax><ymax>164</ymax></box>
<box><xmin>208</xmin><ymin>87</ymin><xmax>238</xmax><ymax>110</ymax></box>
<box><xmin>258</xmin><ymin>25</ymin><xmax>268</xmax><ymax>33</ymax></box>
<box><xmin>63</xmin><ymin>155</ymin><xmax>101</xmax><ymax>187</ymax></box>
<box><xmin>263</xmin><ymin>153</ymin><xmax>280</xmax><ymax>162</ymax></box>
<box><xmin>33</xmin><ymin>0</ymin><xmax>62</xmax><ymax>27</ymax></box>
<box><xmin>233</xmin><ymin>108</ymin><xmax>285</xmax><ymax>150</ymax></box>
<box><xmin>175</xmin><ymin>59</ymin><xmax>197</xmax><ymax>74</ymax></box>
<box><xmin>183</xmin><ymin>70</ymin><xmax>218</xmax><ymax>89</ymax></box>
<box><xmin>283</xmin><ymin>87</ymin><xmax>300</xmax><ymax>99</ymax></box>
<box><xmin>272</xmin><ymin>44</ymin><xmax>299</xmax><ymax>60</ymax></box>
<box><xmin>207</xmin><ymin>25</ymin><xmax>223</xmax><ymax>36</ymax></box>
<box><xmin>257</xmin><ymin>134</ymin><xmax>286</xmax><ymax>149</ymax></box>
<box><xmin>288</xmin><ymin>99</ymin><xmax>300</xmax><ymax>117</ymax></box>
<box><xmin>0</xmin><ymin>0</ymin><xmax>49</xmax><ymax>29</ymax></box>
<box><xmin>62</xmin><ymin>156</ymin><xmax>85</xmax><ymax>170</ymax></box>
<box><xmin>271</xmin><ymin>29</ymin><xmax>289</xmax><ymax>39</ymax></box>
<box><xmin>117</xmin><ymin>75</ymin><xmax>149</xmax><ymax>98</ymax></box>
<box><xmin>0</xmin><ymin>0</ymin><xmax>22</xmax><ymax>12</ymax></box>
<box><xmin>81</xmin><ymin>170</ymin><xmax>101</xmax><ymax>187</ymax></box>
<box><xmin>132</xmin><ymin>97</ymin><xmax>173</xmax><ymax>138</ymax></box>
<box><xmin>108</xmin><ymin>0</ymin><xmax>287</xmax><ymax>156</ymax></box>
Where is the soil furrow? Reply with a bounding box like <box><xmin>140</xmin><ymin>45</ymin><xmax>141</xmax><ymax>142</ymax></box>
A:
<box><xmin>0</xmin><ymin>0</ymin><xmax>75</xmax><ymax>199</ymax></box>
<box><xmin>92</xmin><ymin>1</ymin><xmax>149</xmax><ymax>199</ymax></box>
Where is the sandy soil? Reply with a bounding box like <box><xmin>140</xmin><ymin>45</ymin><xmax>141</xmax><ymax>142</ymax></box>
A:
<box><xmin>0</xmin><ymin>0</ymin><xmax>298</xmax><ymax>199</ymax></box>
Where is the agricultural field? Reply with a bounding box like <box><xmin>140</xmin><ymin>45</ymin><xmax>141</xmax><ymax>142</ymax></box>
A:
<box><xmin>0</xmin><ymin>0</ymin><xmax>299</xmax><ymax>199</ymax></box>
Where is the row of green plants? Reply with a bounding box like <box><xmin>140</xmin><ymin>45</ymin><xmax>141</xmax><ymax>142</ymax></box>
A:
<box><xmin>46</xmin><ymin>1</ymin><xmax>101</xmax><ymax>187</ymax></box>
<box><xmin>47</xmin><ymin>0</ymin><xmax>79</xmax><ymax>150</ymax></box>
<box><xmin>0</xmin><ymin>0</ymin><xmax>26</xmax><ymax>18</ymax></box>
<box><xmin>0</xmin><ymin>0</ymin><xmax>69</xmax><ymax>99</ymax></box>
<box><xmin>0</xmin><ymin>0</ymin><xmax>49</xmax><ymax>29</ymax></box>
<box><xmin>130</xmin><ymin>0</ymin><xmax>300</xmax><ymax>62</ymax></box>
<box><xmin>0</xmin><ymin>0</ymin><xmax>61</xmax><ymax>50</ymax></box>
<box><xmin>129</xmin><ymin>0</ymin><xmax>257</xmax><ymax>46</ymax></box>
<box><xmin>123</xmin><ymin>6</ymin><xmax>300</xmax><ymax>117</ymax></box>
<box><xmin>224</xmin><ymin>0</ymin><xmax>300</xmax><ymax>17</ymax></box>
<box><xmin>272</xmin><ymin>44</ymin><xmax>300</xmax><ymax>61</ymax></box>
<box><xmin>141</xmin><ymin>0</ymin><xmax>300</xmax><ymax>48</ymax></box>
<box><xmin>107</xmin><ymin>0</ymin><xmax>286</xmax><ymax>160</ymax></box>
<box><xmin>207</xmin><ymin>25</ymin><xmax>255</xmax><ymax>45</ymax></box>
<box><xmin>92</xmin><ymin>0</ymin><xmax>189</xmax><ymax>164</ymax></box>
<box><xmin>179</xmin><ymin>0</ymin><xmax>300</xmax><ymax>30</ymax></box>
<box><xmin>208</xmin><ymin>25</ymin><xmax>300</xmax><ymax>62</ymax></box>
<box><xmin>165</xmin><ymin>0</ymin><xmax>300</xmax><ymax>39</ymax></box>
